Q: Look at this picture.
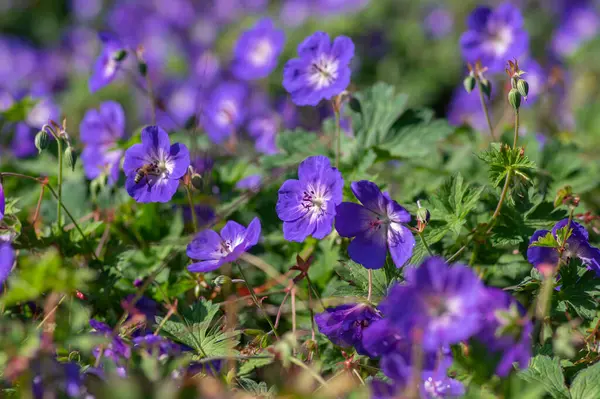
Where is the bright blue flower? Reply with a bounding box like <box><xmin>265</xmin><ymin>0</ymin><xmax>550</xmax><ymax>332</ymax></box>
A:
<box><xmin>314</xmin><ymin>303</ymin><xmax>381</xmax><ymax>355</ymax></box>
<box><xmin>123</xmin><ymin>126</ymin><xmax>190</xmax><ymax>203</ymax></box>
<box><xmin>380</xmin><ymin>257</ymin><xmax>484</xmax><ymax>350</ymax></box>
<box><xmin>202</xmin><ymin>82</ymin><xmax>247</xmax><ymax>144</ymax></box>
<box><xmin>527</xmin><ymin>218</ymin><xmax>600</xmax><ymax>276</ymax></box>
<box><xmin>335</xmin><ymin>181</ymin><xmax>415</xmax><ymax>269</ymax></box>
<box><xmin>460</xmin><ymin>3</ymin><xmax>529</xmax><ymax>72</ymax></box>
<box><xmin>276</xmin><ymin>155</ymin><xmax>343</xmax><ymax>242</ymax></box>
<box><xmin>283</xmin><ymin>31</ymin><xmax>354</xmax><ymax>106</ymax></box>
<box><xmin>231</xmin><ymin>18</ymin><xmax>285</xmax><ymax>80</ymax></box>
<box><xmin>187</xmin><ymin>217</ymin><xmax>261</xmax><ymax>273</ymax></box>
<box><xmin>89</xmin><ymin>32</ymin><xmax>127</xmax><ymax>93</ymax></box>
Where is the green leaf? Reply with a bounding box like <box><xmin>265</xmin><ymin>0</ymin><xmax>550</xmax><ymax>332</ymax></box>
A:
<box><xmin>261</xmin><ymin>129</ymin><xmax>329</xmax><ymax>169</ymax></box>
<box><xmin>158</xmin><ymin>299</ymin><xmax>239</xmax><ymax>358</ymax></box>
<box><xmin>530</xmin><ymin>231</ymin><xmax>560</xmax><ymax>248</ymax></box>
<box><xmin>479</xmin><ymin>143</ymin><xmax>536</xmax><ymax>187</ymax></box>
<box><xmin>518</xmin><ymin>355</ymin><xmax>571</xmax><ymax>399</ymax></box>
<box><xmin>238</xmin><ymin>354</ymin><xmax>274</xmax><ymax>376</ymax></box>
<box><xmin>336</xmin><ymin>260</ymin><xmax>387</xmax><ymax>298</ymax></box>
<box><xmin>570</xmin><ymin>360</ymin><xmax>600</xmax><ymax>399</ymax></box>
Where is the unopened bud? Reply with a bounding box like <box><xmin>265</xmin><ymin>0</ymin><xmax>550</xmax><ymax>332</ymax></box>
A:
<box><xmin>35</xmin><ymin>130</ymin><xmax>50</xmax><ymax>153</ymax></box>
<box><xmin>214</xmin><ymin>275</ymin><xmax>232</xmax><ymax>286</ymax></box>
<box><xmin>480</xmin><ymin>79</ymin><xmax>492</xmax><ymax>99</ymax></box>
<box><xmin>508</xmin><ymin>88</ymin><xmax>521</xmax><ymax>110</ymax></box>
<box><xmin>64</xmin><ymin>146</ymin><xmax>77</xmax><ymax>171</ymax></box>
<box><xmin>112</xmin><ymin>49</ymin><xmax>127</xmax><ymax>62</ymax></box>
<box><xmin>516</xmin><ymin>79</ymin><xmax>529</xmax><ymax>98</ymax></box>
<box><xmin>138</xmin><ymin>61</ymin><xmax>148</xmax><ymax>77</ymax></box>
<box><xmin>191</xmin><ymin>174</ymin><xmax>203</xmax><ymax>191</ymax></box>
<box><xmin>416</xmin><ymin>207</ymin><xmax>430</xmax><ymax>225</ymax></box>
<box><xmin>463</xmin><ymin>75</ymin><xmax>476</xmax><ymax>93</ymax></box>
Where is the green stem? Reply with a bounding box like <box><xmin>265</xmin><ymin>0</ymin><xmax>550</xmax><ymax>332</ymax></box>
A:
<box><xmin>333</xmin><ymin>102</ymin><xmax>341</xmax><ymax>169</ymax></box>
<box><xmin>418</xmin><ymin>231</ymin><xmax>434</xmax><ymax>256</ymax></box>
<box><xmin>513</xmin><ymin>110</ymin><xmax>519</xmax><ymax>148</ymax></box>
<box><xmin>185</xmin><ymin>185</ymin><xmax>198</xmax><ymax>233</ymax></box>
<box><xmin>235</xmin><ymin>262</ymin><xmax>279</xmax><ymax>339</ymax></box>
<box><xmin>477</xmin><ymin>81</ymin><xmax>495</xmax><ymax>140</ymax></box>
<box><xmin>487</xmin><ymin>168</ymin><xmax>513</xmax><ymax>232</ymax></box>
<box><xmin>56</xmin><ymin>136</ymin><xmax>64</xmax><ymax>230</ymax></box>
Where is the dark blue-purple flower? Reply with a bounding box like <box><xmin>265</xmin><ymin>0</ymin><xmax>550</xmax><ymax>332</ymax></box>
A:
<box><xmin>123</xmin><ymin>126</ymin><xmax>190</xmax><ymax>203</ymax></box>
<box><xmin>380</xmin><ymin>257</ymin><xmax>484</xmax><ymax>350</ymax></box>
<box><xmin>276</xmin><ymin>155</ymin><xmax>343</xmax><ymax>242</ymax></box>
<box><xmin>475</xmin><ymin>287</ymin><xmax>532</xmax><ymax>377</ymax></box>
<box><xmin>460</xmin><ymin>3</ymin><xmax>529</xmax><ymax>72</ymax></box>
<box><xmin>0</xmin><ymin>242</ymin><xmax>14</xmax><ymax>285</ymax></box>
<box><xmin>283</xmin><ymin>31</ymin><xmax>354</xmax><ymax>106</ymax></box>
<box><xmin>231</xmin><ymin>18</ymin><xmax>285</xmax><ymax>80</ymax></box>
<box><xmin>79</xmin><ymin>101</ymin><xmax>125</xmax><ymax>145</ymax></box>
<box><xmin>89</xmin><ymin>32</ymin><xmax>127</xmax><ymax>93</ymax></box>
<box><xmin>528</xmin><ymin>218</ymin><xmax>600</xmax><ymax>275</ymax></box>
<box><xmin>315</xmin><ymin>303</ymin><xmax>381</xmax><ymax>355</ymax></box>
<box><xmin>187</xmin><ymin>217</ymin><xmax>261</xmax><ymax>273</ymax></box>
<box><xmin>551</xmin><ymin>4</ymin><xmax>599</xmax><ymax>58</ymax></box>
<box><xmin>335</xmin><ymin>181</ymin><xmax>415</xmax><ymax>269</ymax></box>
<box><xmin>202</xmin><ymin>82</ymin><xmax>247</xmax><ymax>144</ymax></box>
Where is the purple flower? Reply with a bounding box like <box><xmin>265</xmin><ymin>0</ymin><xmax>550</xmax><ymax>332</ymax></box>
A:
<box><xmin>231</xmin><ymin>18</ymin><xmax>285</xmax><ymax>80</ymax></box>
<box><xmin>283</xmin><ymin>31</ymin><xmax>354</xmax><ymax>106</ymax></box>
<box><xmin>380</xmin><ymin>257</ymin><xmax>484</xmax><ymax>350</ymax></box>
<box><xmin>133</xmin><ymin>334</ymin><xmax>180</xmax><ymax>356</ymax></box>
<box><xmin>519</xmin><ymin>59</ymin><xmax>546</xmax><ymax>105</ymax></box>
<box><xmin>475</xmin><ymin>287</ymin><xmax>532</xmax><ymax>376</ymax></box>
<box><xmin>247</xmin><ymin>112</ymin><xmax>279</xmax><ymax>154</ymax></box>
<box><xmin>187</xmin><ymin>217</ymin><xmax>261</xmax><ymax>273</ymax></box>
<box><xmin>460</xmin><ymin>3</ymin><xmax>529</xmax><ymax>72</ymax></box>
<box><xmin>202</xmin><ymin>82</ymin><xmax>247</xmax><ymax>144</ymax></box>
<box><xmin>11</xmin><ymin>123</ymin><xmax>38</xmax><ymax>159</ymax></box>
<box><xmin>79</xmin><ymin>101</ymin><xmax>125</xmax><ymax>145</ymax></box>
<box><xmin>335</xmin><ymin>181</ymin><xmax>415</xmax><ymax>269</ymax></box>
<box><xmin>551</xmin><ymin>4</ymin><xmax>599</xmax><ymax>58</ymax></box>
<box><xmin>420</xmin><ymin>369</ymin><xmax>465</xmax><ymax>399</ymax></box>
<box><xmin>0</xmin><ymin>242</ymin><xmax>14</xmax><ymax>285</ymax></box>
<box><xmin>0</xmin><ymin>180</ymin><xmax>4</xmax><ymax>220</ymax></box>
<box><xmin>235</xmin><ymin>175</ymin><xmax>262</xmax><ymax>191</ymax></box>
<box><xmin>89</xmin><ymin>32</ymin><xmax>127</xmax><ymax>93</ymax></box>
<box><xmin>81</xmin><ymin>146</ymin><xmax>123</xmax><ymax>185</ymax></box>
<box><xmin>527</xmin><ymin>218</ymin><xmax>600</xmax><ymax>276</ymax></box>
<box><xmin>276</xmin><ymin>155</ymin><xmax>343</xmax><ymax>242</ymax></box>
<box><xmin>90</xmin><ymin>319</ymin><xmax>131</xmax><ymax>361</ymax></box>
<box><xmin>447</xmin><ymin>86</ymin><xmax>490</xmax><ymax>133</ymax></box>
<box><xmin>424</xmin><ymin>7</ymin><xmax>454</xmax><ymax>39</ymax></box>
<box><xmin>315</xmin><ymin>303</ymin><xmax>381</xmax><ymax>355</ymax></box>
<box><xmin>123</xmin><ymin>126</ymin><xmax>190</xmax><ymax>203</ymax></box>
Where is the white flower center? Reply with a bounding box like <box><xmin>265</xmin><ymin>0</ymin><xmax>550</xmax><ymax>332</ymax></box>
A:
<box><xmin>423</xmin><ymin>377</ymin><xmax>450</xmax><ymax>398</ymax></box>
<box><xmin>215</xmin><ymin>100</ymin><xmax>237</xmax><ymax>127</ymax></box>
<box><xmin>486</xmin><ymin>26</ymin><xmax>513</xmax><ymax>56</ymax></box>
<box><xmin>307</xmin><ymin>55</ymin><xmax>339</xmax><ymax>90</ymax></box>
<box><xmin>104</xmin><ymin>57</ymin><xmax>117</xmax><ymax>78</ymax></box>
<box><xmin>302</xmin><ymin>183</ymin><xmax>330</xmax><ymax>219</ymax></box>
<box><xmin>249</xmin><ymin>38</ymin><xmax>273</xmax><ymax>67</ymax></box>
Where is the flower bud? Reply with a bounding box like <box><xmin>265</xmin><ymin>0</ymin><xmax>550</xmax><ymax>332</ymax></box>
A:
<box><xmin>112</xmin><ymin>49</ymin><xmax>128</xmax><ymax>62</ymax></box>
<box><xmin>191</xmin><ymin>173</ymin><xmax>203</xmax><ymax>191</ymax></box>
<box><xmin>64</xmin><ymin>146</ymin><xmax>77</xmax><ymax>171</ymax></box>
<box><xmin>214</xmin><ymin>275</ymin><xmax>232</xmax><ymax>286</ymax></box>
<box><xmin>138</xmin><ymin>61</ymin><xmax>148</xmax><ymax>77</ymax></box>
<box><xmin>35</xmin><ymin>130</ymin><xmax>50</xmax><ymax>153</ymax></box>
<box><xmin>416</xmin><ymin>207</ymin><xmax>430</xmax><ymax>226</ymax></box>
<box><xmin>463</xmin><ymin>75</ymin><xmax>476</xmax><ymax>93</ymax></box>
<box><xmin>508</xmin><ymin>88</ymin><xmax>521</xmax><ymax>110</ymax></box>
<box><xmin>516</xmin><ymin>79</ymin><xmax>529</xmax><ymax>98</ymax></box>
<box><xmin>480</xmin><ymin>79</ymin><xmax>492</xmax><ymax>99</ymax></box>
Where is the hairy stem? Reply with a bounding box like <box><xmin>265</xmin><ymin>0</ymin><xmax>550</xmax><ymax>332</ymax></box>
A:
<box><xmin>418</xmin><ymin>231</ymin><xmax>434</xmax><ymax>257</ymax></box>
<box><xmin>236</xmin><ymin>262</ymin><xmax>279</xmax><ymax>339</ymax></box>
<box><xmin>488</xmin><ymin>168</ymin><xmax>513</xmax><ymax>232</ymax></box>
<box><xmin>55</xmin><ymin>135</ymin><xmax>64</xmax><ymax>230</ymax></box>
<box><xmin>185</xmin><ymin>185</ymin><xmax>198</xmax><ymax>233</ymax></box>
<box><xmin>513</xmin><ymin>109</ymin><xmax>520</xmax><ymax>148</ymax></box>
<box><xmin>477</xmin><ymin>80</ymin><xmax>495</xmax><ymax>140</ymax></box>
<box><xmin>367</xmin><ymin>270</ymin><xmax>373</xmax><ymax>302</ymax></box>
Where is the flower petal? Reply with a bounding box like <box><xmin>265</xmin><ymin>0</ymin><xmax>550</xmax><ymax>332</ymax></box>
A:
<box><xmin>283</xmin><ymin>215</ymin><xmax>315</xmax><ymax>242</ymax></box>
<box><xmin>526</xmin><ymin>229</ymin><xmax>559</xmax><ymax>267</ymax></box>
<box><xmin>0</xmin><ymin>242</ymin><xmax>14</xmax><ymax>285</ymax></box>
<box><xmin>123</xmin><ymin>143</ymin><xmax>149</xmax><ymax>174</ymax></box>
<box><xmin>335</xmin><ymin>202</ymin><xmax>371</xmax><ymax>237</ymax></box>
<box><xmin>348</xmin><ymin>227</ymin><xmax>388</xmax><ymax>269</ymax></box>
<box><xmin>297</xmin><ymin>31</ymin><xmax>331</xmax><ymax>59</ymax></box>
<box><xmin>387</xmin><ymin>224</ymin><xmax>415</xmax><ymax>268</ymax></box>
<box><xmin>141</xmin><ymin>125</ymin><xmax>171</xmax><ymax>155</ymax></box>
<box><xmin>350</xmin><ymin>180</ymin><xmax>386</xmax><ymax>215</ymax></box>
<box><xmin>276</xmin><ymin>179</ymin><xmax>306</xmax><ymax>221</ymax></box>
<box><xmin>187</xmin><ymin>229</ymin><xmax>223</xmax><ymax>261</ymax></box>
<box><xmin>330</xmin><ymin>35</ymin><xmax>355</xmax><ymax>65</ymax></box>
<box><xmin>188</xmin><ymin>260</ymin><xmax>223</xmax><ymax>273</ymax></box>
<box><xmin>168</xmin><ymin>142</ymin><xmax>190</xmax><ymax>179</ymax></box>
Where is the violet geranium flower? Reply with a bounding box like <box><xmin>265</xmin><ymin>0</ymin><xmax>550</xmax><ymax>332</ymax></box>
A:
<box><xmin>283</xmin><ymin>31</ymin><xmax>354</xmax><ymax>106</ymax></box>
<box><xmin>89</xmin><ymin>32</ymin><xmax>127</xmax><ymax>93</ymax></box>
<box><xmin>315</xmin><ymin>303</ymin><xmax>381</xmax><ymax>355</ymax></box>
<box><xmin>459</xmin><ymin>3</ymin><xmax>529</xmax><ymax>73</ymax></box>
<box><xmin>187</xmin><ymin>217</ymin><xmax>261</xmax><ymax>273</ymax></box>
<box><xmin>276</xmin><ymin>155</ymin><xmax>343</xmax><ymax>242</ymax></box>
<box><xmin>527</xmin><ymin>218</ymin><xmax>600</xmax><ymax>276</ymax></box>
<box><xmin>335</xmin><ymin>181</ymin><xmax>415</xmax><ymax>269</ymax></box>
<box><xmin>202</xmin><ymin>82</ymin><xmax>247</xmax><ymax>144</ymax></box>
<box><xmin>231</xmin><ymin>18</ymin><xmax>285</xmax><ymax>81</ymax></box>
<box><xmin>380</xmin><ymin>257</ymin><xmax>484</xmax><ymax>350</ymax></box>
<box><xmin>0</xmin><ymin>242</ymin><xmax>14</xmax><ymax>285</ymax></box>
<box><xmin>123</xmin><ymin>126</ymin><xmax>190</xmax><ymax>203</ymax></box>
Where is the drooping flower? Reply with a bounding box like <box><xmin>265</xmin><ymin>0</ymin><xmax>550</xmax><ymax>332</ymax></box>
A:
<box><xmin>79</xmin><ymin>101</ymin><xmax>125</xmax><ymax>145</ymax></box>
<box><xmin>460</xmin><ymin>3</ymin><xmax>529</xmax><ymax>72</ymax></box>
<box><xmin>474</xmin><ymin>287</ymin><xmax>532</xmax><ymax>377</ymax></box>
<box><xmin>283</xmin><ymin>31</ymin><xmax>354</xmax><ymax>106</ymax></box>
<box><xmin>551</xmin><ymin>4</ymin><xmax>599</xmax><ymax>58</ymax></box>
<box><xmin>335</xmin><ymin>181</ymin><xmax>415</xmax><ymax>269</ymax></box>
<box><xmin>89</xmin><ymin>32</ymin><xmax>127</xmax><ymax>93</ymax></box>
<box><xmin>231</xmin><ymin>18</ymin><xmax>285</xmax><ymax>80</ymax></box>
<box><xmin>187</xmin><ymin>217</ymin><xmax>261</xmax><ymax>272</ymax></box>
<box><xmin>315</xmin><ymin>303</ymin><xmax>381</xmax><ymax>355</ymax></box>
<box><xmin>527</xmin><ymin>218</ymin><xmax>600</xmax><ymax>276</ymax></box>
<box><xmin>123</xmin><ymin>125</ymin><xmax>190</xmax><ymax>203</ymax></box>
<box><xmin>202</xmin><ymin>82</ymin><xmax>247</xmax><ymax>144</ymax></box>
<box><xmin>276</xmin><ymin>155</ymin><xmax>343</xmax><ymax>242</ymax></box>
<box><xmin>0</xmin><ymin>242</ymin><xmax>14</xmax><ymax>285</ymax></box>
<box><xmin>380</xmin><ymin>257</ymin><xmax>484</xmax><ymax>350</ymax></box>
